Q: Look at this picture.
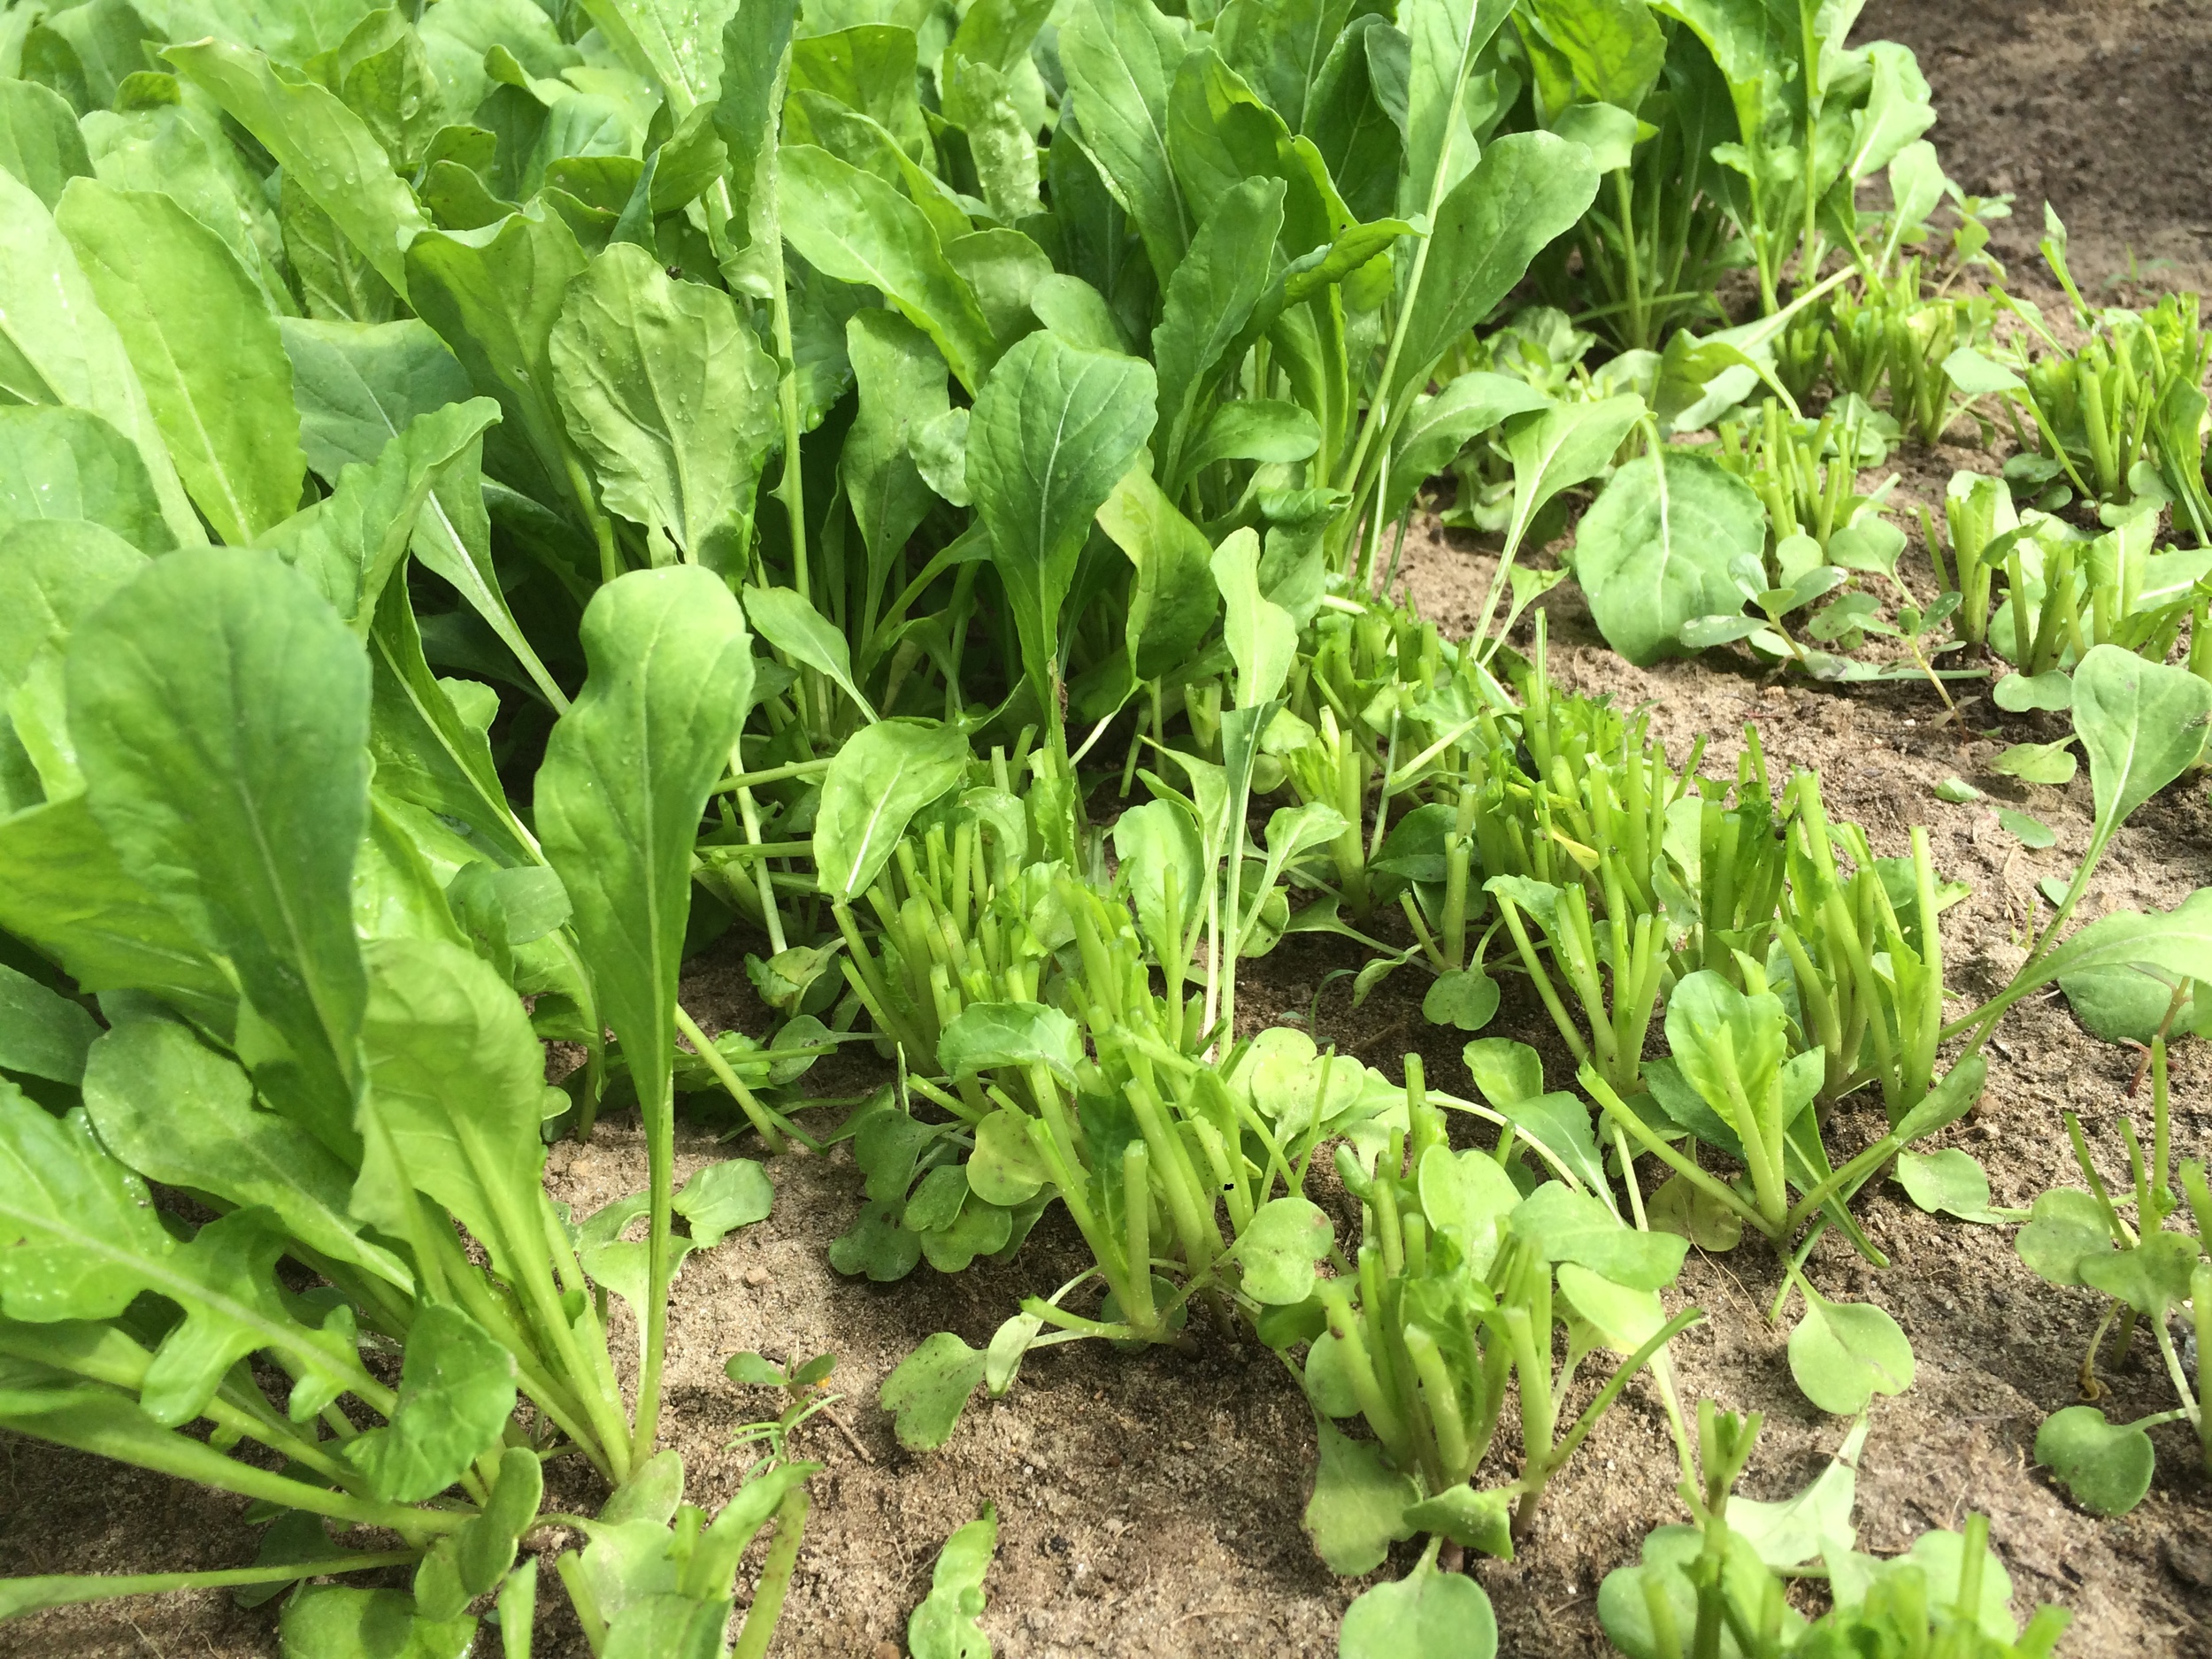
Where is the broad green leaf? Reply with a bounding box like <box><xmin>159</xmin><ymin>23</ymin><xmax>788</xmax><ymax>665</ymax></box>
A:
<box><xmin>1339</xmin><ymin>1568</ymin><xmax>1498</xmax><ymax>1659</ymax></box>
<box><xmin>535</xmin><ymin>567</ymin><xmax>754</xmax><ymax>1118</ymax></box>
<box><xmin>55</xmin><ymin>178</ymin><xmax>303</xmax><ymax>545</ymax></box>
<box><xmin>2014</xmin><ymin>1188</ymin><xmax>2113</xmax><ymax>1287</ymax></box>
<box><xmin>1303</xmin><ymin>1417</ymin><xmax>1417</xmax><ymax>1574</ymax></box>
<box><xmin>673</xmin><ymin>1157</ymin><xmax>773</xmax><ymax>1247</ymax></box>
<box><xmin>842</xmin><ymin>307</ymin><xmax>949</xmax><ymax>614</ymax></box>
<box><xmin>68</xmin><ymin>548</ymin><xmax>369</xmax><ymax>1153</ymax></box>
<box><xmin>967</xmin><ymin>330</ymin><xmax>1156</xmax><ymax>718</ymax></box>
<box><xmin>1094</xmin><ymin>465</ymin><xmax>1219</xmax><ymax>693</ymax></box>
<box><xmin>2078</xmin><ymin>1230</ymin><xmax>2200</xmax><ymax>1317</ymax></box>
<box><xmin>2059</xmin><ymin>961</ymin><xmax>2190</xmax><ymax>1044</ymax></box>
<box><xmin>0</xmin><ymin>408</ymin><xmax>172</xmax><ymax>553</ymax></box>
<box><xmin>1996</xmin><ymin>808</ymin><xmax>2055</xmax><ymax>850</ymax></box>
<box><xmin>353</xmin><ymin>936</ymin><xmax>554</xmax><ymax>1294</ymax></box>
<box><xmin>1399</xmin><ymin>1486</ymin><xmax>1513</xmax><ymax>1558</ymax></box>
<box><xmin>710</xmin><ymin>0</ymin><xmax>795</xmax><ymax>293</ymax></box>
<box><xmin>0</xmin><ymin>77</ymin><xmax>91</xmax><ymax>208</ymax></box>
<box><xmin>814</xmin><ymin>719</ymin><xmax>969</xmax><ymax>901</ymax></box>
<box><xmin>280</xmin><ymin>318</ymin><xmax>474</xmax><ymax>478</ymax></box>
<box><xmin>829</xmin><ymin>1197</ymin><xmax>922</xmax><ymax>1281</ymax></box>
<box><xmin>279</xmin><ymin>1586</ymin><xmax>475</xmax><ymax>1659</ymax></box>
<box><xmin>1788</xmin><ymin>1294</ymin><xmax>1914</xmax><ymax>1415</ymax></box>
<box><xmin>1556</xmin><ymin>1262</ymin><xmax>1664</xmax><ymax>1356</ymax></box>
<box><xmin>578</xmin><ymin>0</ymin><xmax>737</xmax><ymax>117</ymax></box>
<box><xmin>791</xmin><ymin>24</ymin><xmax>930</xmax><ymax>164</ymax></box>
<box><xmin>777</xmin><ymin>144</ymin><xmax>998</xmax><ymax>395</ymax></box>
<box><xmin>743</xmin><ymin>586</ymin><xmax>873</xmax><ymax>720</ymax></box>
<box><xmin>165</xmin><ymin>39</ymin><xmax>426</xmax><ymax>300</ymax></box>
<box><xmin>1576</xmin><ymin>446</ymin><xmax>1761</xmax><ymax>665</ymax></box>
<box><xmin>1151</xmin><ymin>175</ymin><xmax>1284</xmax><ymax>491</ymax></box>
<box><xmin>2033</xmin><ymin>889</ymin><xmax>2212</xmax><ymax>1002</ymax></box>
<box><xmin>0</xmin><ymin>796</ymin><xmax>232</xmax><ymax>1033</ymax></box>
<box><xmin>1210</xmin><ymin>526</ymin><xmax>1294</xmax><ymax>710</ymax></box>
<box><xmin>81</xmin><ymin>1012</ymin><xmax>411</xmax><ymax>1290</ymax></box>
<box><xmin>2072</xmin><ymin>642</ymin><xmax>2212</xmax><ymax>843</ymax></box>
<box><xmin>908</xmin><ymin>1503</ymin><xmax>998</xmax><ymax>1659</ymax></box>
<box><xmin>1417</xmin><ymin>1145</ymin><xmax>1520</xmax><ymax>1274</ymax></box>
<box><xmin>0</xmin><ymin>1092</ymin><xmax>366</xmax><ymax>1424</ymax></box>
<box><xmin>0</xmin><ymin>962</ymin><xmax>96</xmax><ymax>1085</ymax></box>
<box><xmin>1402</xmin><ymin>0</ymin><xmax>1516</xmax><ymax>209</ymax></box>
<box><xmin>1110</xmin><ymin>796</ymin><xmax>1205</xmax><ymax>964</ymax></box>
<box><xmin>344</xmin><ymin>1303</ymin><xmax>516</xmax><ymax>1503</ymax></box>
<box><xmin>404</xmin><ymin>205</ymin><xmax>590</xmax><ymax>514</ymax></box>
<box><xmin>1215</xmin><ymin>0</ymin><xmax>1355</xmax><ymax>133</ymax></box>
<box><xmin>550</xmin><ymin>242</ymin><xmax>779</xmax><ymax>573</ymax></box>
<box><xmin>879</xmin><ymin>1330</ymin><xmax>987</xmax><ymax>1450</ymax></box>
<box><xmin>1421</xmin><ymin>965</ymin><xmax>1498</xmax><ymax>1032</ymax></box>
<box><xmin>1392</xmin><ymin>131</ymin><xmax>1600</xmax><ymax>409</ymax></box>
<box><xmin>259</xmin><ymin>397</ymin><xmax>503</xmax><ymax>633</ymax></box>
<box><xmin>0</xmin><ymin>167</ymin><xmax>199</xmax><ymax>546</ymax></box>
<box><xmin>2034</xmin><ymin>1406</ymin><xmax>2155</xmax><ymax>1517</ymax></box>
<box><xmin>1058</xmin><ymin>0</ymin><xmax>1191</xmax><ymax>285</ymax></box>
<box><xmin>1509</xmin><ymin>1183</ymin><xmax>1687</xmax><ymax>1290</ymax></box>
<box><xmin>1663</xmin><ymin>970</ymin><xmax>1786</xmax><ymax>1154</ymax></box>
<box><xmin>0</xmin><ymin>516</ymin><xmax>150</xmax><ymax>714</ymax></box>
<box><xmin>1239</xmin><ymin>1195</ymin><xmax>1333</xmax><ymax>1305</ymax></box>
<box><xmin>939</xmin><ymin>1001</ymin><xmax>1083</xmax><ymax>1085</ymax></box>
<box><xmin>1942</xmin><ymin>345</ymin><xmax>2023</xmax><ymax>398</ymax></box>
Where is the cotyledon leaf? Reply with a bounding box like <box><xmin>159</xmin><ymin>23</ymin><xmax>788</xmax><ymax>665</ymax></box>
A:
<box><xmin>814</xmin><ymin>719</ymin><xmax>971</xmax><ymax>902</ymax></box>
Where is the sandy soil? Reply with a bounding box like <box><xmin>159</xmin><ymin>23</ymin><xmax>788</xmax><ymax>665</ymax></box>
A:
<box><xmin>10</xmin><ymin>3</ymin><xmax>2212</xmax><ymax>1655</ymax></box>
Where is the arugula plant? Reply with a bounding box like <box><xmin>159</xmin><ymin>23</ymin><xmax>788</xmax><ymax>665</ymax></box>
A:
<box><xmin>0</xmin><ymin>541</ymin><xmax>800</xmax><ymax>1650</ymax></box>
<box><xmin>1291</xmin><ymin>1059</ymin><xmax>1700</xmax><ymax>1599</ymax></box>
<box><xmin>2016</xmin><ymin>1038</ymin><xmax>2208</xmax><ymax>1517</ymax></box>
<box><xmin>1600</xmin><ymin>1402</ymin><xmax>2072</xmax><ymax>1659</ymax></box>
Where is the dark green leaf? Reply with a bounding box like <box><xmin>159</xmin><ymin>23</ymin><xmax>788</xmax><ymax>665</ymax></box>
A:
<box><xmin>880</xmin><ymin>1331</ymin><xmax>987</xmax><ymax>1451</ymax></box>
<box><xmin>2034</xmin><ymin>1405</ymin><xmax>2155</xmax><ymax>1517</ymax></box>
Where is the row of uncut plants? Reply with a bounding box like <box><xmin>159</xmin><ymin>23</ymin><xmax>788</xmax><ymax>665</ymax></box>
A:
<box><xmin>0</xmin><ymin>0</ymin><xmax>2206</xmax><ymax>1652</ymax></box>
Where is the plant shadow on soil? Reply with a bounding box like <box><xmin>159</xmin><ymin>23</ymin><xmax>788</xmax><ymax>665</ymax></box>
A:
<box><xmin>12</xmin><ymin>2</ymin><xmax>2212</xmax><ymax>1654</ymax></box>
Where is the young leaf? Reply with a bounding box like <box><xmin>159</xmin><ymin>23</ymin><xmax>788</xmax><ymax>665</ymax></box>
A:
<box><xmin>2033</xmin><ymin>1405</ymin><xmax>2156</xmax><ymax>1517</ymax></box>
<box><xmin>1787</xmin><ymin>1294</ymin><xmax>1915</xmax><ymax>1414</ymax></box>
<box><xmin>260</xmin><ymin>397</ymin><xmax>503</xmax><ymax>632</ymax></box>
<box><xmin>1339</xmin><ymin>1567</ymin><xmax>1499</xmax><ymax>1659</ymax></box>
<box><xmin>1994</xmin><ymin>807</ymin><xmax>2054</xmax><ymax>850</ymax></box>
<box><xmin>1992</xmin><ymin>670</ymin><xmax>2072</xmax><ymax>713</ymax></box>
<box><xmin>813</xmin><ymin>719</ymin><xmax>969</xmax><ymax>902</ymax></box>
<box><xmin>1576</xmin><ymin>447</ymin><xmax>1765</xmax><ymax>666</ymax></box>
<box><xmin>1993</xmin><ymin>740</ymin><xmax>2077</xmax><ymax>788</ymax></box>
<box><xmin>940</xmin><ymin>1001</ymin><xmax>1085</xmax><ymax>1085</ymax></box>
<box><xmin>549</xmin><ymin>242</ymin><xmax>779</xmax><ymax>573</ymax></box>
<box><xmin>1509</xmin><ymin>1184</ymin><xmax>1687</xmax><ymax>1290</ymax></box>
<box><xmin>278</xmin><ymin>1586</ymin><xmax>475</xmax><ymax>1659</ymax></box>
<box><xmin>1728</xmin><ymin>1419</ymin><xmax>1867</xmax><ymax>1569</ymax></box>
<box><xmin>880</xmin><ymin>1331</ymin><xmax>987</xmax><ymax>1451</ymax></box>
<box><xmin>908</xmin><ymin>1504</ymin><xmax>999</xmax><ymax>1659</ymax></box>
<box><xmin>56</xmin><ymin>178</ymin><xmax>306</xmax><ymax>545</ymax></box>
<box><xmin>673</xmin><ymin>1158</ymin><xmax>774</xmax><ymax>1248</ymax></box>
<box><xmin>743</xmin><ymin>585</ymin><xmax>875</xmax><ymax>720</ymax></box>
<box><xmin>343</xmin><ymin>1304</ymin><xmax>518</xmax><ymax>1503</ymax></box>
<box><xmin>966</xmin><ymin>330</ymin><xmax>1156</xmax><ymax>722</ymax></box>
<box><xmin>404</xmin><ymin>205</ymin><xmax>591</xmax><ymax>514</ymax></box>
<box><xmin>1210</xmin><ymin>527</ymin><xmax>1295</xmax><ymax>710</ymax></box>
